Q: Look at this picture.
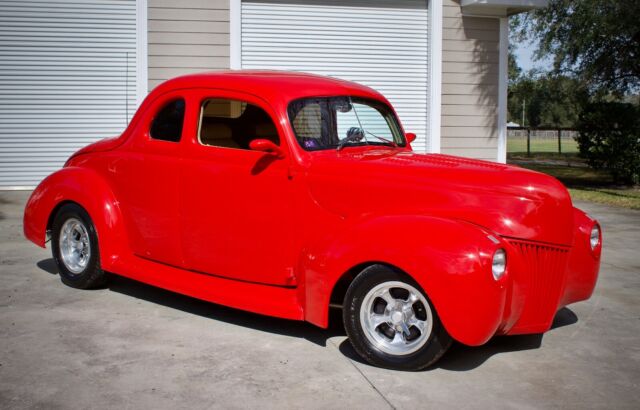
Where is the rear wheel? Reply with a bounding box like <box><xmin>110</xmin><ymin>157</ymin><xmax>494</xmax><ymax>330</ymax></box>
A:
<box><xmin>343</xmin><ymin>264</ymin><xmax>452</xmax><ymax>370</ymax></box>
<box><xmin>51</xmin><ymin>203</ymin><xmax>108</xmax><ymax>289</ymax></box>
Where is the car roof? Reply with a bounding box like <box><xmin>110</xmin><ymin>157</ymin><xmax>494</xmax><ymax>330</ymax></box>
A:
<box><xmin>149</xmin><ymin>70</ymin><xmax>387</xmax><ymax>104</ymax></box>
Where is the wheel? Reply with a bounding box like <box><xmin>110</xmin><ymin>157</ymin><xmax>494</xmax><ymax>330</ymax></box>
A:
<box><xmin>343</xmin><ymin>264</ymin><xmax>452</xmax><ymax>370</ymax></box>
<box><xmin>51</xmin><ymin>203</ymin><xmax>108</xmax><ymax>289</ymax></box>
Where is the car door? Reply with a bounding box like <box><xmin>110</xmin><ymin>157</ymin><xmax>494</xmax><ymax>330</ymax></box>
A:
<box><xmin>180</xmin><ymin>91</ymin><xmax>296</xmax><ymax>287</ymax></box>
<box><xmin>111</xmin><ymin>92</ymin><xmax>186</xmax><ymax>267</ymax></box>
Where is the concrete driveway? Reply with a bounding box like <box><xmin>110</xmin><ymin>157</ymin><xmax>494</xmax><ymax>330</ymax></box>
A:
<box><xmin>1</xmin><ymin>191</ymin><xmax>639</xmax><ymax>409</ymax></box>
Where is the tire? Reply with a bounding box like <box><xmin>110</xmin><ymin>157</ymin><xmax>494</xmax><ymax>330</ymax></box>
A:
<box><xmin>343</xmin><ymin>264</ymin><xmax>452</xmax><ymax>370</ymax></box>
<box><xmin>51</xmin><ymin>203</ymin><xmax>108</xmax><ymax>289</ymax></box>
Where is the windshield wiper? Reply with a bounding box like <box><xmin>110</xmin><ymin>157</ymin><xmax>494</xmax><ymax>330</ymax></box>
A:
<box><xmin>336</xmin><ymin>132</ymin><xmax>397</xmax><ymax>150</ymax></box>
<box><xmin>363</xmin><ymin>130</ymin><xmax>397</xmax><ymax>147</ymax></box>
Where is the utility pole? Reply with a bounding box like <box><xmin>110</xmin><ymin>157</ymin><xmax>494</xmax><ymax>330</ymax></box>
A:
<box><xmin>522</xmin><ymin>99</ymin><xmax>526</xmax><ymax>127</ymax></box>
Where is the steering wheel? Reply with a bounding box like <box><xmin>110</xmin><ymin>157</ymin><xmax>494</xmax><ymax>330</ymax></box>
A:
<box><xmin>346</xmin><ymin>127</ymin><xmax>365</xmax><ymax>141</ymax></box>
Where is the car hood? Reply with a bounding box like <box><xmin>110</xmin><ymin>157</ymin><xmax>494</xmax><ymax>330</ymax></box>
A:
<box><xmin>305</xmin><ymin>149</ymin><xmax>574</xmax><ymax>246</ymax></box>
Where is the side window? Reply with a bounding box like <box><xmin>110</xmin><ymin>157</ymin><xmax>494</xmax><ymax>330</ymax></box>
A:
<box><xmin>150</xmin><ymin>99</ymin><xmax>185</xmax><ymax>142</ymax></box>
<box><xmin>198</xmin><ymin>98</ymin><xmax>279</xmax><ymax>150</ymax></box>
<box><xmin>292</xmin><ymin>102</ymin><xmax>322</xmax><ymax>139</ymax></box>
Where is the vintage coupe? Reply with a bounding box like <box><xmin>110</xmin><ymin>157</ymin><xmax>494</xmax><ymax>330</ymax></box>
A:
<box><xmin>24</xmin><ymin>71</ymin><xmax>601</xmax><ymax>370</ymax></box>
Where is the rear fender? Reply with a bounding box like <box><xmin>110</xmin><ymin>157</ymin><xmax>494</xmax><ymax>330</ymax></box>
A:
<box><xmin>301</xmin><ymin>215</ymin><xmax>509</xmax><ymax>346</ymax></box>
<box><xmin>23</xmin><ymin>167</ymin><xmax>128</xmax><ymax>271</ymax></box>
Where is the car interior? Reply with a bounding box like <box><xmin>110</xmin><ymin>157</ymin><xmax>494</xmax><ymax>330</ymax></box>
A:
<box><xmin>199</xmin><ymin>99</ymin><xmax>280</xmax><ymax>150</ymax></box>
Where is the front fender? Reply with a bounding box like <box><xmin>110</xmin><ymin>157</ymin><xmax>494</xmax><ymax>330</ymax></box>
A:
<box><xmin>302</xmin><ymin>215</ymin><xmax>509</xmax><ymax>346</ymax></box>
<box><xmin>23</xmin><ymin>167</ymin><xmax>129</xmax><ymax>271</ymax></box>
<box><xmin>560</xmin><ymin>207</ymin><xmax>601</xmax><ymax>307</ymax></box>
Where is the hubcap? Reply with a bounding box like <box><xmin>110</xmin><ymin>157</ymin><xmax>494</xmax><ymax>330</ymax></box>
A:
<box><xmin>59</xmin><ymin>218</ymin><xmax>91</xmax><ymax>274</ymax></box>
<box><xmin>359</xmin><ymin>281</ymin><xmax>433</xmax><ymax>356</ymax></box>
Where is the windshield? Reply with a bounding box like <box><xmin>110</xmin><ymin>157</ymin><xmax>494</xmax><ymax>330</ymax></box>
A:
<box><xmin>288</xmin><ymin>97</ymin><xmax>406</xmax><ymax>151</ymax></box>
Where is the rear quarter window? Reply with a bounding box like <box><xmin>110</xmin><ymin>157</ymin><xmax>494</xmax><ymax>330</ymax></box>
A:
<box><xmin>150</xmin><ymin>99</ymin><xmax>185</xmax><ymax>142</ymax></box>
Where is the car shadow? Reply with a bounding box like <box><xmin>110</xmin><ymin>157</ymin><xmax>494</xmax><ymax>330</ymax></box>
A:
<box><xmin>36</xmin><ymin>258</ymin><xmax>579</xmax><ymax>369</ymax></box>
<box><xmin>37</xmin><ymin>258</ymin><xmax>59</xmax><ymax>275</ymax></box>
<box><xmin>37</xmin><ymin>258</ymin><xmax>344</xmax><ymax>346</ymax></box>
<box><xmin>339</xmin><ymin>306</ymin><xmax>578</xmax><ymax>371</ymax></box>
<box><xmin>107</xmin><ymin>274</ymin><xmax>347</xmax><ymax>346</ymax></box>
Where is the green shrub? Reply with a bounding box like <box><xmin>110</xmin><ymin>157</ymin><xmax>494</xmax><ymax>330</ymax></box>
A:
<box><xmin>576</xmin><ymin>102</ymin><xmax>640</xmax><ymax>185</ymax></box>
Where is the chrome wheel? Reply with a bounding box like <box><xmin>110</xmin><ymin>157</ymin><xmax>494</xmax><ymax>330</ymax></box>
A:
<box><xmin>58</xmin><ymin>218</ymin><xmax>91</xmax><ymax>275</ymax></box>
<box><xmin>359</xmin><ymin>281</ymin><xmax>433</xmax><ymax>356</ymax></box>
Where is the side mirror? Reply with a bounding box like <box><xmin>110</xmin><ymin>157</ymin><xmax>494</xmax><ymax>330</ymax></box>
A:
<box><xmin>405</xmin><ymin>133</ymin><xmax>417</xmax><ymax>144</ymax></box>
<box><xmin>249</xmin><ymin>139</ymin><xmax>285</xmax><ymax>159</ymax></box>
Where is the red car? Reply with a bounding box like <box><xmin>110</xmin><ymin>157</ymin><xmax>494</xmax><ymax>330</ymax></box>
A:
<box><xmin>23</xmin><ymin>71</ymin><xmax>601</xmax><ymax>370</ymax></box>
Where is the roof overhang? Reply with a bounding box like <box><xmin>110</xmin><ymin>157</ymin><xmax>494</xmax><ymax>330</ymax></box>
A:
<box><xmin>460</xmin><ymin>0</ymin><xmax>548</xmax><ymax>17</ymax></box>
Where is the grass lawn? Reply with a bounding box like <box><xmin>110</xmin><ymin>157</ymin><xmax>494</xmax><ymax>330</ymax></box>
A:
<box><xmin>507</xmin><ymin>137</ymin><xmax>579</xmax><ymax>154</ymax></box>
<box><xmin>510</xmin><ymin>161</ymin><xmax>640</xmax><ymax>210</ymax></box>
<box><xmin>567</xmin><ymin>188</ymin><xmax>640</xmax><ymax>210</ymax></box>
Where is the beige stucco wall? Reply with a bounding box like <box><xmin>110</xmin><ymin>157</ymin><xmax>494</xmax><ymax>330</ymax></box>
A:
<box><xmin>148</xmin><ymin>0</ymin><xmax>230</xmax><ymax>90</ymax></box>
<box><xmin>441</xmin><ymin>0</ymin><xmax>500</xmax><ymax>161</ymax></box>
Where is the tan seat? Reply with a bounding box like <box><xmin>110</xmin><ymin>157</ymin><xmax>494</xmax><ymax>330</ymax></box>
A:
<box><xmin>200</xmin><ymin>122</ymin><xmax>240</xmax><ymax>149</ymax></box>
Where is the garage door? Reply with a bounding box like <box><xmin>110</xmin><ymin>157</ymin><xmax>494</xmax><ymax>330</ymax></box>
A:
<box><xmin>241</xmin><ymin>0</ymin><xmax>429</xmax><ymax>152</ymax></box>
<box><xmin>0</xmin><ymin>0</ymin><xmax>137</xmax><ymax>188</ymax></box>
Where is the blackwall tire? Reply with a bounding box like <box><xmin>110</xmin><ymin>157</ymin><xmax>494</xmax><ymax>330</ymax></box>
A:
<box><xmin>343</xmin><ymin>264</ymin><xmax>452</xmax><ymax>370</ymax></box>
<box><xmin>51</xmin><ymin>203</ymin><xmax>108</xmax><ymax>289</ymax></box>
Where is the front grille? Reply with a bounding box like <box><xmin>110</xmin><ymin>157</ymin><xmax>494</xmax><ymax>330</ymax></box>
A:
<box><xmin>507</xmin><ymin>239</ymin><xmax>570</xmax><ymax>329</ymax></box>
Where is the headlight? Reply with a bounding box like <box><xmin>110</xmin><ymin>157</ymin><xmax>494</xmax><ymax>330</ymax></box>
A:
<box><xmin>590</xmin><ymin>225</ymin><xmax>600</xmax><ymax>250</ymax></box>
<box><xmin>492</xmin><ymin>249</ymin><xmax>507</xmax><ymax>281</ymax></box>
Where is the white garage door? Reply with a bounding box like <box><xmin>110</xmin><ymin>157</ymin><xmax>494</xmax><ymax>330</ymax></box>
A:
<box><xmin>241</xmin><ymin>0</ymin><xmax>429</xmax><ymax>152</ymax></box>
<box><xmin>0</xmin><ymin>0</ymin><xmax>137</xmax><ymax>188</ymax></box>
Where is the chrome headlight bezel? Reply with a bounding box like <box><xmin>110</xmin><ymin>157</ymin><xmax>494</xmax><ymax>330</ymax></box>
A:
<box><xmin>590</xmin><ymin>224</ymin><xmax>601</xmax><ymax>251</ymax></box>
<box><xmin>492</xmin><ymin>248</ymin><xmax>507</xmax><ymax>281</ymax></box>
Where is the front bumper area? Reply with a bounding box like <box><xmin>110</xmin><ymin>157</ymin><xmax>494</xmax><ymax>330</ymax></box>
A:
<box><xmin>499</xmin><ymin>209</ymin><xmax>601</xmax><ymax>335</ymax></box>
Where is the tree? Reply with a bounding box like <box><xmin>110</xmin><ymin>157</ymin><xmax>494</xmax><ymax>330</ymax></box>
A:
<box><xmin>508</xmin><ymin>73</ymin><xmax>587</xmax><ymax>128</ymax></box>
<box><xmin>513</xmin><ymin>0</ymin><xmax>640</xmax><ymax>96</ymax></box>
<box><xmin>536</xmin><ymin>75</ymin><xmax>588</xmax><ymax>127</ymax></box>
<box><xmin>508</xmin><ymin>74</ymin><xmax>536</xmax><ymax>126</ymax></box>
<box><xmin>576</xmin><ymin>102</ymin><xmax>640</xmax><ymax>184</ymax></box>
<box><xmin>508</xmin><ymin>49</ymin><xmax>522</xmax><ymax>86</ymax></box>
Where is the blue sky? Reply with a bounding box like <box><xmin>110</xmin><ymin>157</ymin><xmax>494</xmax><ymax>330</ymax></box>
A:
<box><xmin>512</xmin><ymin>38</ymin><xmax>553</xmax><ymax>72</ymax></box>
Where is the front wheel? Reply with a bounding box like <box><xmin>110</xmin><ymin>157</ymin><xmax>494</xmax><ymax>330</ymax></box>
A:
<box><xmin>51</xmin><ymin>203</ymin><xmax>108</xmax><ymax>289</ymax></box>
<box><xmin>343</xmin><ymin>265</ymin><xmax>452</xmax><ymax>370</ymax></box>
